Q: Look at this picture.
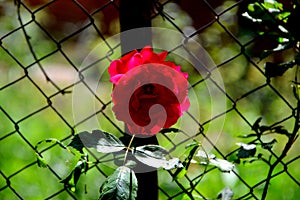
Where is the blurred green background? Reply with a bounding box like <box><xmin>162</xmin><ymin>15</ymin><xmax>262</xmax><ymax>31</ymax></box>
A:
<box><xmin>1</xmin><ymin>0</ymin><xmax>300</xmax><ymax>199</ymax></box>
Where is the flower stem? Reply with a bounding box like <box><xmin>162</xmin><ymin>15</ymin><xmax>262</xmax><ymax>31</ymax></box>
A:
<box><xmin>123</xmin><ymin>134</ymin><xmax>135</xmax><ymax>166</ymax></box>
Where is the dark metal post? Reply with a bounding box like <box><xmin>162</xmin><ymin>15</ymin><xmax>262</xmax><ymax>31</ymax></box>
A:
<box><xmin>120</xmin><ymin>0</ymin><xmax>152</xmax><ymax>52</ymax></box>
<box><xmin>119</xmin><ymin>0</ymin><xmax>158</xmax><ymax>200</ymax></box>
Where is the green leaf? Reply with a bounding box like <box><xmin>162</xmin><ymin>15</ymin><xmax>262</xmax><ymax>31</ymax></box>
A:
<box><xmin>173</xmin><ymin>141</ymin><xmax>200</xmax><ymax>180</ymax></box>
<box><xmin>238</xmin><ymin>133</ymin><xmax>257</xmax><ymax>138</ymax></box>
<box><xmin>261</xmin><ymin>139</ymin><xmax>277</xmax><ymax>150</ymax></box>
<box><xmin>277</xmin><ymin>12</ymin><xmax>291</xmax><ymax>21</ymax></box>
<box><xmin>196</xmin><ymin>151</ymin><xmax>234</xmax><ymax>173</ymax></box>
<box><xmin>236</xmin><ymin>143</ymin><xmax>256</xmax><ymax>159</ymax></box>
<box><xmin>133</xmin><ymin>145</ymin><xmax>182</xmax><ymax>170</ymax></box>
<box><xmin>60</xmin><ymin>159</ymin><xmax>88</xmax><ymax>192</ymax></box>
<box><xmin>68</xmin><ymin>134</ymin><xmax>85</xmax><ymax>153</ymax></box>
<box><xmin>260</xmin><ymin>43</ymin><xmax>293</xmax><ymax>60</ymax></box>
<box><xmin>36</xmin><ymin>154</ymin><xmax>47</xmax><ymax>168</ymax></box>
<box><xmin>99</xmin><ymin>166</ymin><xmax>137</xmax><ymax>200</ymax></box>
<box><xmin>272</xmin><ymin>126</ymin><xmax>290</xmax><ymax>136</ymax></box>
<box><xmin>293</xmin><ymin>81</ymin><xmax>300</xmax><ymax>101</ymax></box>
<box><xmin>70</xmin><ymin>130</ymin><xmax>125</xmax><ymax>153</ymax></box>
<box><xmin>35</xmin><ymin>138</ymin><xmax>67</xmax><ymax>150</ymax></box>
<box><xmin>264</xmin><ymin>61</ymin><xmax>295</xmax><ymax>78</ymax></box>
<box><xmin>35</xmin><ymin>138</ymin><xmax>74</xmax><ymax>167</ymax></box>
<box><xmin>242</xmin><ymin>12</ymin><xmax>263</xmax><ymax>23</ymax></box>
<box><xmin>160</xmin><ymin>128</ymin><xmax>182</xmax><ymax>134</ymax></box>
<box><xmin>259</xmin><ymin>125</ymin><xmax>271</xmax><ymax>133</ymax></box>
<box><xmin>217</xmin><ymin>187</ymin><xmax>234</xmax><ymax>200</ymax></box>
<box><xmin>252</xmin><ymin>117</ymin><xmax>262</xmax><ymax>132</ymax></box>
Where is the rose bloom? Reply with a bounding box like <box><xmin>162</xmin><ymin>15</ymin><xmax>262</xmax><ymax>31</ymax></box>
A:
<box><xmin>108</xmin><ymin>46</ymin><xmax>190</xmax><ymax>136</ymax></box>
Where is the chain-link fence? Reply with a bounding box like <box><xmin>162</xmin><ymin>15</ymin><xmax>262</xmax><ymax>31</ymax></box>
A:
<box><xmin>1</xmin><ymin>0</ymin><xmax>300</xmax><ymax>199</ymax></box>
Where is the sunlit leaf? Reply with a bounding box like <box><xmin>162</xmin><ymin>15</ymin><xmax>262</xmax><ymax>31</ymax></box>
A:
<box><xmin>69</xmin><ymin>130</ymin><xmax>125</xmax><ymax>153</ymax></box>
<box><xmin>196</xmin><ymin>150</ymin><xmax>234</xmax><ymax>173</ymax></box>
<box><xmin>277</xmin><ymin>37</ymin><xmax>289</xmax><ymax>43</ymax></box>
<box><xmin>242</xmin><ymin>12</ymin><xmax>262</xmax><ymax>23</ymax></box>
<box><xmin>236</xmin><ymin>143</ymin><xmax>256</xmax><ymax>159</ymax></box>
<box><xmin>133</xmin><ymin>145</ymin><xmax>182</xmax><ymax>170</ymax></box>
<box><xmin>277</xmin><ymin>12</ymin><xmax>291</xmax><ymax>22</ymax></box>
<box><xmin>260</xmin><ymin>43</ymin><xmax>293</xmax><ymax>60</ymax></box>
<box><xmin>164</xmin><ymin>158</ymin><xmax>183</xmax><ymax>170</ymax></box>
<box><xmin>99</xmin><ymin>166</ymin><xmax>137</xmax><ymax>200</ymax></box>
<box><xmin>217</xmin><ymin>187</ymin><xmax>234</xmax><ymax>200</ymax></box>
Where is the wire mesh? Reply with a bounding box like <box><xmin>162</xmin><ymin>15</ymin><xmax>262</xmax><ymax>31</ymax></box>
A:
<box><xmin>1</xmin><ymin>0</ymin><xmax>300</xmax><ymax>199</ymax></box>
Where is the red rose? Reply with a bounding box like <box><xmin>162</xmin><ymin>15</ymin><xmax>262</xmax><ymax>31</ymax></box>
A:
<box><xmin>108</xmin><ymin>46</ymin><xmax>190</xmax><ymax>136</ymax></box>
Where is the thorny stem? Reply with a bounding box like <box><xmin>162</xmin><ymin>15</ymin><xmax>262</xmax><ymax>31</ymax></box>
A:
<box><xmin>123</xmin><ymin>134</ymin><xmax>135</xmax><ymax>166</ymax></box>
<box><xmin>261</xmin><ymin>65</ymin><xmax>300</xmax><ymax>200</ymax></box>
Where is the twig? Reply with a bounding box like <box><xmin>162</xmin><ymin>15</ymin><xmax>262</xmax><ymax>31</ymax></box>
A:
<box><xmin>261</xmin><ymin>65</ymin><xmax>300</xmax><ymax>199</ymax></box>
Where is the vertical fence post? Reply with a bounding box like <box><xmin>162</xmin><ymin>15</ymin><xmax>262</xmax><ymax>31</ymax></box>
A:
<box><xmin>119</xmin><ymin>0</ymin><xmax>152</xmax><ymax>52</ymax></box>
<box><xmin>119</xmin><ymin>0</ymin><xmax>158</xmax><ymax>200</ymax></box>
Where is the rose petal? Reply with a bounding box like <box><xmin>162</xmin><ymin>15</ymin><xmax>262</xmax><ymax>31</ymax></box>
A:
<box><xmin>158</xmin><ymin>51</ymin><xmax>168</xmax><ymax>61</ymax></box>
<box><xmin>110</xmin><ymin>74</ymin><xmax>124</xmax><ymax>84</ymax></box>
<box><xmin>108</xmin><ymin>60</ymin><xmax>122</xmax><ymax>77</ymax></box>
<box><xmin>109</xmin><ymin>47</ymin><xmax>190</xmax><ymax>136</ymax></box>
<box><xmin>140</xmin><ymin>46</ymin><xmax>154</xmax><ymax>62</ymax></box>
<box><xmin>127</xmin><ymin>53</ymin><xmax>142</xmax><ymax>71</ymax></box>
<box><xmin>121</xmin><ymin>50</ymin><xmax>138</xmax><ymax>63</ymax></box>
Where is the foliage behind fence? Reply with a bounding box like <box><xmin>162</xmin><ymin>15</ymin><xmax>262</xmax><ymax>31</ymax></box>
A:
<box><xmin>1</xmin><ymin>0</ymin><xmax>300</xmax><ymax>199</ymax></box>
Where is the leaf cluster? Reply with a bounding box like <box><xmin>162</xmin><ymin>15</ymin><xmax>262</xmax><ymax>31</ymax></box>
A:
<box><xmin>243</xmin><ymin>0</ymin><xmax>300</xmax><ymax>78</ymax></box>
<box><xmin>35</xmin><ymin>129</ymin><xmax>186</xmax><ymax>199</ymax></box>
<box><xmin>232</xmin><ymin>117</ymin><xmax>290</xmax><ymax>164</ymax></box>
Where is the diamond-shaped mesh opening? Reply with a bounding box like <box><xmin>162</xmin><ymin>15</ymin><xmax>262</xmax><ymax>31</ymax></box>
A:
<box><xmin>1</xmin><ymin>0</ymin><xmax>300</xmax><ymax>199</ymax></box>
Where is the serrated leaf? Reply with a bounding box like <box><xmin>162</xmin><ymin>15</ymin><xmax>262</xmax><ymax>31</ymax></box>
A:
<box><xmin>60</xmin><ymin>159</ymin><xmax>88</xmax><ymax>192</ymax></box>
<box><xmin>173</xmin><ymin>141</ymin><xmax>200</xmax><ymax>180</ymax></box>
<box><xmin>99</xmin><ymin>166</ymin><xmax>137</xmax><ymax>200</ymax></box>
<box><xmin>196</xmin><ymin>150</ymin><xmax>234</xmax><ymax>173</ymax></box>
<box><xmin>70</xmin><ymin>130</ymin><xmax>125</xmax><ymax>153</ymax></box>
<box><xmin>133</xmin><ymin>145</ymin><xmax>181</xmax><ymax>170</ymax></box>
<box><xmin>217</xmin><ymin>187</ymin><xmax>234</xmax><ymax>200</ymax></box>
<box><xmin>236</xmin><ymin>143</ymin><xmax>256</xmax><ymax>159</ymax></box>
